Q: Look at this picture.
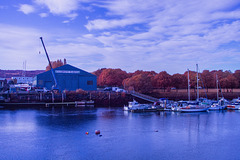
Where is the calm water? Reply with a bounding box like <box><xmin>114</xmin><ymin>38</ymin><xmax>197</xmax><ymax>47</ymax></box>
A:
<box><xmin>0</xmin><ymin>107</ymin><xmax>240</xmax><ymax>160</ymax></box>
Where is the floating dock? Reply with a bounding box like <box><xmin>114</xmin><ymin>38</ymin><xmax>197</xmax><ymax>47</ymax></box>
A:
<box><xmin>0</xmin><ymin>100</ymin><xmax>94</xmax><ymax>108</ymax></box>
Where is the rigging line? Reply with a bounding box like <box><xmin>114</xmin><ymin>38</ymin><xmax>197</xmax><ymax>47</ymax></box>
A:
<box><xmin>198</xmin><ymin>66</ymin><xmax>208</xmax><ymax>99</ymax></box>
<box><xmin>217</xmin><ymin>74</ymin><xmax>224</xmax><ymax>98</ymax></box>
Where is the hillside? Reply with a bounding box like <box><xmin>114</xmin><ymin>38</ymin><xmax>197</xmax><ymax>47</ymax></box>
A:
<box><xmin>0</xmin><ymin>70</ymin><xmax>45</xmax><ymax>78</ymax></box>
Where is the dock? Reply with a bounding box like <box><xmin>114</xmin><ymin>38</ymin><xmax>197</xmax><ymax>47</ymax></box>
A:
<box><xmin>45</xmin><ymin>100</ymin><xmax>94</xmax><ymax>107</ymax></box>
<box><xmin>0</xmin><ymin>100</ymin><xmax>94</xmax><ymax>108</ymax></box>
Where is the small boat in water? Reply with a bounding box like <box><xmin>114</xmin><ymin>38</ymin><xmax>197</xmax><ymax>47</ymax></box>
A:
<box><xmin>179</xmin><ymin>105</ymin><xmax>209</xmax><ymax>112</ymax></box>
<box><xmin>226</xmin><ymin>103</ymin><xmax>240</xmax><ymax>110</ymax></box>
<box><xmin>153</xmin><ymin>98</ymin><xmax>173</xmax><ymax>111</ymax></box>
<box><xmin>131</xmin><ymin>104</ymin><xmax>157</xmax><ymax>112</ymax></box>
<box><xmin>177</xmin><ymin>101</ymin><xmax>209</xmax><ymax>112</ymax></box>
<box><xmin>124</xmin><ymin>100</ymin><xmax>139</xmax><ymax>111</ymax></box>
<box><xmin>124</xmin><ymin>100</ymin><xmax>156</xmax><ymax>112</ymax></box>
<box><xmin>209</xmin><ymin>98</ymin><xmax>228</xmax><ymax>110</ymax></box>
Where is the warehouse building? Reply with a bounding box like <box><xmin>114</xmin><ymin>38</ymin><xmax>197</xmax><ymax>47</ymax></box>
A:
<box><xmin>33</xmin><ymin>64</ymin><xmax>97</xmax><ymax>91</ymax></box>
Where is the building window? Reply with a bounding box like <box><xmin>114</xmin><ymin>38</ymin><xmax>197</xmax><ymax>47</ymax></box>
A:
<box><xmin>39</xmin><ymin>80</ymin><xmax>43</xmax><ymax>85</ymax></box>
<box><xmin>87</xmin><ymin>80</ymin><xmax>93</xmax><ymax>85</ymax></box>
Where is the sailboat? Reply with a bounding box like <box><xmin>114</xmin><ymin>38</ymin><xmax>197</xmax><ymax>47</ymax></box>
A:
<box><xmin>209</xmin><ymin>74</ymin><xmax>227</xmax><ymax>110</ymax></box>
<box><xmin>179</xmin><ymin>64</ymin><xmax>209</xmax><ymax>112</ymax></box>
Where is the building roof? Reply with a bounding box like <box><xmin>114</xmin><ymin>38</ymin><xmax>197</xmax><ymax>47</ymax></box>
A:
<box><xmin>36</xmin><ymin>64</ymin><xmax>96</xmax><ymax>77</ymax></box>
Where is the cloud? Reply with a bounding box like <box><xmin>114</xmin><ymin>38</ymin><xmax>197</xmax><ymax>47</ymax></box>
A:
<box><xmin>18</xmin><ymin>4</ymin><xmax>35</xmax><ymax>14</ymax></box>
<box><xmin>85</xmin><ymin>17</ymin><xmax>143</xmax><ymax>31</ymax></box>
<box><xmin>34</xmin><ymin>0</ymin><xmax>79</xmax><ymax>17</ymax></box>
<box><xmin>0</xmin><ymin>5</ymin><xmax>8</xmax><ymax>9</ymax></box>
<box><xmin>0</xmin><ymin>24</ymin><xmax>48</xmax><ymax>70</ymax></box>
<box><xmin>2</xmin><ymin>0</ymin><xmax>240</xmax><ymax>74</ymax></box>
<box><xmin>39</xmin><ymin>13</ymin><xmax>48</xmax><ymax>17</ymax></box>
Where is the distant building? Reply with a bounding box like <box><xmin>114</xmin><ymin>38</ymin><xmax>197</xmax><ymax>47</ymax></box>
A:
<box><xmin>33</xmin><ymin>64</ymin><xmax>97</xmax><ymax>91</ymax></box>
<box><xmin>0</xmin><ymin>78</ymin><xmax>5</xmax><ymax>88</ymax></box>
<box><xmin>11</xmin><ymin>77</ymin><xmax>33</xmax><ymax>84</ymax></box>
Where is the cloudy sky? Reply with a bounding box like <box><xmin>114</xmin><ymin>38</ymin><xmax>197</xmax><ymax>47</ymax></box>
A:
<box><xmin>1</xmin><ymin>0</ymin><xmax>240</xmax><ymax>74</ymax></box>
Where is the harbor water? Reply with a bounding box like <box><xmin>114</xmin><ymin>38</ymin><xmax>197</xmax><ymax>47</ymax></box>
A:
<box><xmin>0</xmin><ymin>107</ymin><xmax>240</xmax><ymax>160</ymax></box>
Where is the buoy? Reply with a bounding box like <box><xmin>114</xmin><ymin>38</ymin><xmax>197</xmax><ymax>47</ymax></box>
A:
<box><xmin>95</xmin><ymin>130</ymin><xmax>100</xmax><ymax>135</ymax></box>
<box><xmin>154</xmin><ymin>130</ymin><xmax>158</xmax><ymax>132</ymax></box>
<box><xmin>85</xmin><ymin>132</ymin><xmax>89</xmax><ymax>135</ymax></box>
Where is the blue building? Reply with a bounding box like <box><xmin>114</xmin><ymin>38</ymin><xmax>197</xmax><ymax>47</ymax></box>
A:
<box><xmin>33</xmin><ymin>64</ymin><xmax>97</xmax><ymax>91</ymax></box>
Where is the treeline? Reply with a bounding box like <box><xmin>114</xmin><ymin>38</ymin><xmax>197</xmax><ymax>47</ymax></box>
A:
<box><xmin>92</xmin><ymin>68</ymin><xmax>240</xmax><ymax>93</ymax></box>
<box><xmin>43</xmin><ymin>59</ymin><xmax>240</xmax><ymax>94</ymax></box>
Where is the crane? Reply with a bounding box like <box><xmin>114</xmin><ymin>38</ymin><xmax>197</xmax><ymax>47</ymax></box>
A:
<box><xmin>40</xmin><ymin>37</ymin><xmax>58</xmax><ymax>90</ymax></box>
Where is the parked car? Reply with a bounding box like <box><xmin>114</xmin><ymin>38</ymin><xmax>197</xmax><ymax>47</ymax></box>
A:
<box><xmin>35</xmin><ymin>87</ymin><xmax>49</xmax><ymax>93</ymax></box>
<box><xmin>115</xmin><ymin>88</ymin><xmax>126</xmax><ymax>92</ymax></box>
<box><xmin>103</xmin><ymin>87</ymin><xmax>112</xmax><ymax>91</ymax></box>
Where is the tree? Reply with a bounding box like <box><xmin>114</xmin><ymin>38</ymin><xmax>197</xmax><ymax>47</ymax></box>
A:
<box><xmin>171</xmin><ymin>73</ymin><xmax>187</xmax><ymax>90</ymax></box>
<box><xmin>46</xmin><ymin>58</ymin><xmax>67</xmax><ymax>71</ymax></box>
<box><xmin>201</xmin><ymin>70</ymin><xmax>215</xmax><ymax>91</ymax></box>
<box><xmin>233</xmin><ymin>70</ymin><xmax>240</xmax><ymax>88</ymax></box>
<box><xmin>226</xmin><ymin>75</ymin><xmax>238</xmax><ymax>91</ymax></box>
<box><xmin>183</xmin><ymin>70</ymin><xmax>198</xmax><ymax>89</ymax></box>
<box><xmin>132</xmin><ymin>70</ymin><xmax>157</xmax><ymax>77</ymax></box>
<box><xmin>97</xmin><ymin>68</ymin><xmax>129</xmax><ymax>87</ymax></box>
<box><xmin>92</xmin><ymin>68</ymin><xmax>106</xmax><ymax>77</ymax></box>
<box><xmin>152</xmin><ymin>71</ymin><xmax>172</xmax><ymax>92</ymax></box>
<box><xmin>123</xmin><ymin>73</ymin><xmax>154</xmax><ymax>93</ymax></box>
<box><xmin>220</xmin><ymin>75</ymin><xmax>239</xmax><ymax>92</ymax></box>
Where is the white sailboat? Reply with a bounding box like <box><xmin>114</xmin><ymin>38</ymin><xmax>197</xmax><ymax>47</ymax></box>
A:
<box><xmin>209</xmin><ymin>74</ymin><xmax>227</xmax><ymax>110</ymax></box>
<box><xmin>179</xmin><ymin>64</ymin><xmax>209</xmax><ymax>112</ymax></box>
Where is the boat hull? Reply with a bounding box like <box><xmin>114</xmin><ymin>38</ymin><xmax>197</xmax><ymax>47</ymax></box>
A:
<box><xmin>180</xmin><ymin>108</ymin><xmax>209</xmax><ymax>112</ymax></box>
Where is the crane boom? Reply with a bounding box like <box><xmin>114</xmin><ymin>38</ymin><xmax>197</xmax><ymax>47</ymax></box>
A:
<box><xmin>40</xmin><ymin>37</ymin><xmax>58</xmax><ymax>89</ymax></box>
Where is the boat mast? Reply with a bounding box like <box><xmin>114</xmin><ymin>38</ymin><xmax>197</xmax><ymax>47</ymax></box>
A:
<box><xmin>216</xmin><ymin>74</ymin><xmax>219</xmax><ymax>101</ymax></box>
<box><xmin>188</xmin><ymin>69</ymin><xmax>190</xmax><ymax>102</ymax></box>
<box><xmin>40</xmin><ymin>37</ymin><xmax>58</xmax><ymax>89</ymax></box>
<box><xmin>196</xmin><ymin>64</ymin><xmax>199</xmax><ymax>102</ymax></box>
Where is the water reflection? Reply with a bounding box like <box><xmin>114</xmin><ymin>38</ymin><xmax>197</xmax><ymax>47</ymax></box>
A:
<box><xmin>0</xmin><ymin>109</ymin><xmax>37</xmax><ymax>132</ymax></box>
<box><xmin>36</xmin><ymin>107</ymin><xmax>98</xmax><ymax>130</ymax></box>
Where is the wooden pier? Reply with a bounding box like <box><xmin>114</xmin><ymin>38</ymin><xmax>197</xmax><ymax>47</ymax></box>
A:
<box><xmin>0</xmin><ymin>100</ymin><xmax>94</xmax><ymax>108</ymax></box>
<box><xmin>45</xmin><ymin>100</ymin><xmax>94</xmax><ymax>107</ymax></box>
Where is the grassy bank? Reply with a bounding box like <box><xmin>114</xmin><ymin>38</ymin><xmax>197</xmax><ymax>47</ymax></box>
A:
<box><xmin>149</xmin><ymin>88</ymin><xmax>240</xmax><ymax>100</ymax></box>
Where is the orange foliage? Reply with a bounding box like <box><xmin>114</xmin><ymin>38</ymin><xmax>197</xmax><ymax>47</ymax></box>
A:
<box><xmin>97</xmin><ymin>68</ymin><xmax>129</xmax><ymax>87</ymax></box>
<box><xmin>46</xmin><ymin>58</ymin><xmax>67</xmax><ymax>71</ymax></box>
<box><xmin>152</xmin><ymin>71</ymin><xmax>171</xmax><ymax>90</ymax></box>
<box><xmin>124</xmin><ymin>73</ymin><xmax>154</xmax><ymax>93</ymax></box>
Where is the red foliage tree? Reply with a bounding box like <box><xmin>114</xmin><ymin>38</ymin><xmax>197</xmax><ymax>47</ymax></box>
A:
<box><xmin>97</xmin><ymin>68</ymin><xmax>129</xmax><ymax>87</ymax></box>
<box><xmin>201</xmin><ymin>70</ymin><xmax>215</xmax><ymax>91</ymax></box>
<box><xmin>171</xmin><ymin>73</ymin><xmax>187</xmax><ymax>90</ymax></box>
<box><xmin>233</xmin><ymin>70</ymin><xmax>240</xmax><ymax>88</ymax></box>
<box><xmin>92</xmin><ymin>68</ymin><xmax>106</xmax><ymax>77</ymax></box>
<box><xmin>220</xmin><ymin>75</ymin><xmax>238</xmax><ymax>92</ymax></box>
<box><xmin>46</xmin><ymin>58</ymin><xmax>67</xmax><ymax>71</ymax></box>
<box><xmin>123</xmin><ymin>73</ymin><xmax>154</xmax><ymax>93</ymax></box>
<box><xmin>152</xmin><ymin>71</ymin><xmax>172</xmax><ymax>91</ymax></box>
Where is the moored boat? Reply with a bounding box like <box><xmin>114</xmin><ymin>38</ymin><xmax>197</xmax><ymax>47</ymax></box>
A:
<box><xmin>209</xmin><ymin>98</ymin><xmax>228</xmax><ymax>110</ymax></box>
<box><xmin>226</xmin><ymin>103</ymin><xmax>240</xmax><ymax>110</ymax></box>
<box><xmin>179</xmin><ymin>105</ymin><xmax>209</xmax><ymax>112</ymax></box>
<box><xmin>131</xmin><ymin>104</ymin><xmax>156</xmax><ymax>112</ymax></box>
<box><xmin>124</xmin><ymin>100</ymin><xmax>156</xmax><ymax>112</ymax></box>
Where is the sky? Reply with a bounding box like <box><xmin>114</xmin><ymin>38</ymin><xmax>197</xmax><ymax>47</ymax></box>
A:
<box><xmin>0</xmin><ymin>0</ymin><xmax>240</xmax><ymax>75</ymax></box>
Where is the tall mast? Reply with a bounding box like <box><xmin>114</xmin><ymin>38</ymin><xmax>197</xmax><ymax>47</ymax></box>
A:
<box><xmin>40</xmin><ymin>37</ymin><xmax>58</xmax><ymax>88</ymax></box>
<box><xmin>188</xmin><ymin>69</ymin><xmax>190</xmax><ymax>102</ymax></box>
<box><xmin>196</xmin><ymin>64</ymin><xmax>199</xmax><ymax>101</ymax></box>
<box><xmin>216</xmin><ymin>74</ymin><xmax>219</xmax><ymax>101</ymax></box>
